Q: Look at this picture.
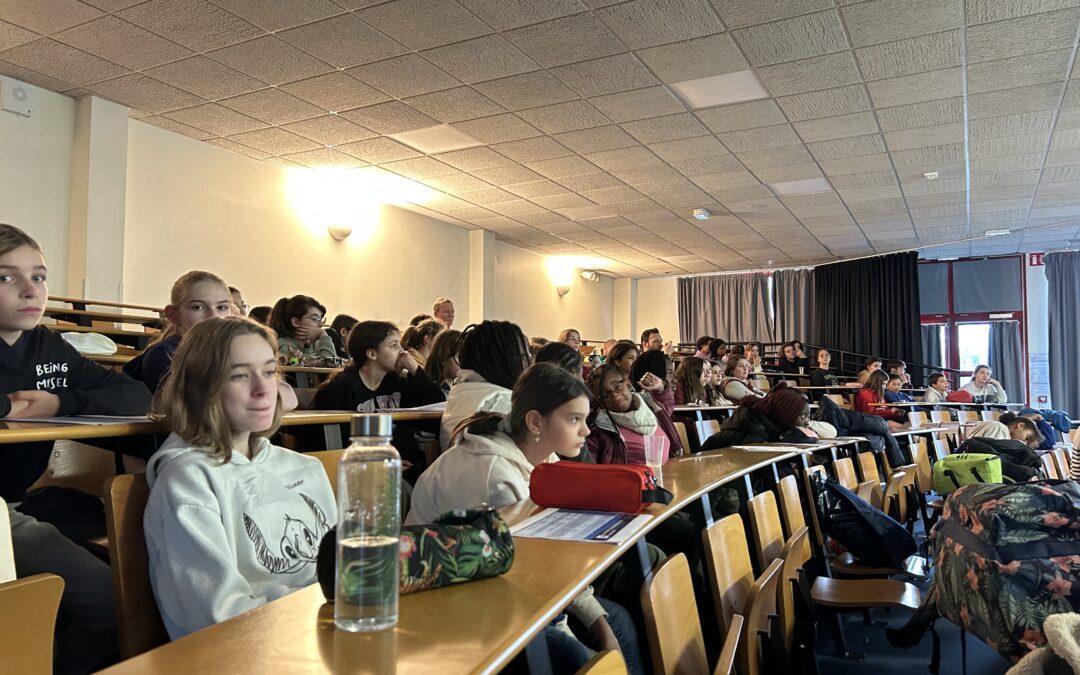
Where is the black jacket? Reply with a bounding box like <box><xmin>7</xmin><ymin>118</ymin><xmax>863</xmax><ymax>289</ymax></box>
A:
<box><xmin>810</xmin><ymin>368</ymin><xmax>840</xmax><ymax>387</ymax></box>
<box><xmin>311</xmin><ymin>367</ymin><xmax>445</xmax><ymax>472</ymax></box>
<box><xmin>813</xmin><ymin>395</ymin><xmax>905</xmax><ymax>469</ymax></box>
<box><xmin>699</xmin><ymin>407</ymin><xmax>815</xmax><ymax>452</ymax></box>
<box><xmin>1</xmin><ymin>327</ymin><xmax>152</xmax><ymax>500</ymax></box>
<box><xmin>777</xmin><ymin>357</ymin><xmax>808</xmax><ymax>374</ymax></box>
<box><xmin>960</xmin><ymin>437</ymin><xmax>1042</xmax><ymax>482</ymax></box>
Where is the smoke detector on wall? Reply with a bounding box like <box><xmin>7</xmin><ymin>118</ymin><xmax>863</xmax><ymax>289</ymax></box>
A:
<box><xmin>0</xmin><ymin>78</ymin><xmax>31</xmax><ymax>117</ymax></box>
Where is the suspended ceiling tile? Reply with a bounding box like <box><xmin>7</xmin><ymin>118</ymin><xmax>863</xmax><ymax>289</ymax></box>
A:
<box><xmin>794</xmin><ymin>111</ymin><xmax>881</xmax><ymax>142</ymax></box>
<box><xmin>119</xmin><ymin>0</ymin><xmax>262</xmax><ymax>52</ymax></box>
<box><xmin>452</xmin><ymin>113</ymin><xmax>542</xmax><ymax>144</ymax></box>
<box><xmin>550</xmin><ymin>53</ymin><xmax>658</xmax><ymax>98</ymax></box>
<box><xmin>91</xmin><ymin>73</ymin><xmax>205</xmax><ymax>113</ymax></box>
<box><xmin>596</xmin><ymin>0</ymin><xmax>723</xmax><ymax>50</ymax></box>
<box><xmin>776</xmin><ymin>84</ymin><xmax>872</xmax><ymax>121</ymax></box>
<box><xmin>841</xmin><ymin>0</ymin><xmax>962</xmax><ymax>48</ymax></box>
<box><xmin>356</xmin><ymin>0</ymin><xmax>490</xmax><ymax>51</ymax></box>
<box><xmin>277</xmin><ymin>14</ymin><xmax>408</xmax><ymax>68</ymax></box>
<box><xmin>163</xmin><ymin>102</ymin><xmax>267</xmax><ymax>136</ymax></box>
<box><xmin>694</xmin><ymin>99</ymin><xmax>787</xmax><ymax>132</ymax></box>
<box><xmin>966</xmin><ymin>7</ymin><xmax>1080</xmax><ymax>63</ymax></box>
<box><xmin>503</xmin><ymin>13</ymin><xmax>623</xmax><ymax>68</ymax></box>
<box><xmin>219</xmin><ymin>87</ymin><xmax>325</xmax><ymax>125</ymax></box>
<box><xmin>1</xmin><ymin>38</ymin><xmax>128</xmax><ymax>86</ymax></box>
<box><xmin>456</xmin><ymin>0</ymin><xmax>584</xmax><ymax>31</ymax></box>
<box><xmin>635</xmin><ymin>33</ymin><xmax>748</xmax><ymax>83</ymax></box>
<box><xmin>339</xmin><ymin>100</ymin><xmax>438</xmax><ymax>134</ymax></box>
<box><xmin>473</xmin><ymin>71</ymin><xmax>577</xmax><ymax>111</ymax></box>
<box><xmin>589</xmin><ymin>86</ymin><xmax>685</xmax><ymax>123</ymax></box>
<box><xmin>755</xmin><ymin>51</ymin><xmax>862</xmax><ymax>97</ymax></box>
<box><xmin>731</xmin><ymin>10</ymin><xmax>848</xmax><ymax>67</ymax></box>
<box><xmin>866</xmin><ymin>67</ymin><xmax>964</xmax><ymax>108</ymax></box>
<box><xmin>208</xmin><ymin>36</ymin><xmax>334</xmax><ymax>86</ymax></box>
<box><xmin>347</xmin><ymin>54</ymin><xmax>461</xmax><ymax>99</ymax></box>
<box><xmin>422</xmin><ymin>34</ymin><xmax>538</xmax><ymax>84</ymax></box>
<box><xmin>517</xmin><ymin>100</ymin><xmax>611</xmax><ymax>134</ymax></box>
<box><xmin>280</xmin><ymin>115</ymin><xmax>378</xmax><ymax>145</ymax></box>
<box><xmin>147</xmin><ymin>56</ymin><xmax>266</xmax><ymax>101</ymax></box>
<box><xmin>855</xmin><ymin>30</ymin><xmax>962</xmax><ymax>81</ymax></box>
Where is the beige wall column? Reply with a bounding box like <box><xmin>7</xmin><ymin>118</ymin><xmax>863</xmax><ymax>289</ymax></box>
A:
<box><xmin>613</xmin><ymin>277</ymin><xmax>637</xmax><ymax>341</ymax></box>
<box><xmin>468</xmin><ymin>229</ymin><xmax>495</xmax><ymax>325</ymax></box>
<box><xmin>68</xmin><ymin>95</ymin><xmax>128</xmax><ymax>301</ymax></box>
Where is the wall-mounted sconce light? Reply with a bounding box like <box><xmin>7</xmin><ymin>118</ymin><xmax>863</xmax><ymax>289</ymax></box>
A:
<box><xmin>328</xmin><ymin>225</ymin><xmax>353</xmax><ymax>240</ymax></box>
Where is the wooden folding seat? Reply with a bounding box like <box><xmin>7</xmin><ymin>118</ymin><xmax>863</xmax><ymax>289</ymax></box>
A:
<box><xmin>907</xmin><ymin>411</ymin><xmax>928</xmax><ymax>429</ymax></box>
<box><xmin>694</xmin><ymin>420</ymin><xmax>721</xmax><ymax>448</ymax></box>
<box><xmin>855</xmin><ymin>451</ymin><xmax>881</xmax><ymax>485</ymax></box>
<box><xmin>673</xmin><ymin>422</ymin><xmax>692</xmax><ymax>456</ymax></box>
<box><xmin>832</xmin><ymin>457</ymin><xmax>858</xmax><ymax>490</ymax></box>
<box><xmin>0</xmin><ymin>574</ymin><xmax>65</xmax><ymax>673</ymax></box>
<box><xmin>775</xmin><ymin>475</ymin><xmax>805</xmax><ymax>538</ymax></box>
<box><xmin>747</xmin><ymin>492</ymin><xmax>784</xmax><ymax>570</ymax></box>
<box><xmin>104</xmin><ymin>474</ymin><xmax>168</xmax><ymax>658</ymax></box>
<box><xmin>702</xmin><ymin>514</ymin><xmax>754</xmax><ymax>635</ymax></box>
<box><xmin>641</xmin><ymin>554</ymin><xmax>709</xmax><ymax>675</ymax></box>
<box><xmin>576</xmin><ymin>650</ymin><xmax>627</xmax><ymax>675</ymax></box>
<box><xmin>737</xmin><ymin>559</ymin><xmax>783</xmax><ymax>675</ymax></box>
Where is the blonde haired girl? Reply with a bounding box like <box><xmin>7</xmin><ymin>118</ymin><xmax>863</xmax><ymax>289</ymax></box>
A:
<box><xmin>145</xmin><ymin>316</ymin><xmax>335</xmax><ymax>640</ymax></box>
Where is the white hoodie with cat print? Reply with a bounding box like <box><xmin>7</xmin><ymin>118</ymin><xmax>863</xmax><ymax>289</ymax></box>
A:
<box><xmin>144</xmin><ymin>433</ymin><xmax>337</xmax><ymax>640</ymax></box>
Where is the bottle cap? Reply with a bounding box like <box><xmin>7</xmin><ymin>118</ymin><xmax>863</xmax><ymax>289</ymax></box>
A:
<box><xmin>350</xmin><ymin>414</ymin><xmax>393</xmax><ymax>438</ymax></box>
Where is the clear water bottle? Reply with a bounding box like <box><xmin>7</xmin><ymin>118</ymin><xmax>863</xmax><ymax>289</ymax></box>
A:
<box><xmin>335</xmin><ymin>414</ymin><xmax>401</xmax><ymax>632</ymax></box>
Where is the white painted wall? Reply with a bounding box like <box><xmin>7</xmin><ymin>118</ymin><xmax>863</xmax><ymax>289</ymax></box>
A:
<box><xmin>489</xmin><ymin>240</ymin><xmax>614</xmax><ymax>340</ymax></box>
<box><xmin>1026</xmin><ymin>254</ymin><xmax>1050</xmax><ymax>406</ymax></box>
<box><xmin>123</xmin><ymin>120</ymin><xmax>470</xmax><ymax>325</ymax></box>
<box><xmin>635</xmin><ymin>277</ymin><xmax>680</xmax><ymax>345</ymax></box>
<box><xmin>0</xmin><ymin>78</ymin><xmax>75</xmax><ymax>293</ymax></box>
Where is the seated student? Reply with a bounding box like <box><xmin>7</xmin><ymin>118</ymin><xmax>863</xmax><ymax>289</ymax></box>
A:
<box><xmin>706</xmin><ymin>360</ymin><xmax>727</xmax><ymax>405</ymax></box>
<box><xmin>700</xmin><ymin>384</ymin><xmax>817</xmax><ymax>451</ymax></box>
<box><xmin>857</xmin><ymin>356</ymin><xmax>883</xmax><ymax>385</ymax></box>
<box><xmin>270</xmin><ymin>295</ymin><xmax>337</xmax><ymax>360</ymax></box>
<box><xmin>558</xmin><ymin>328</ymin><xmax>582</xmax><ymax>351</ymax></box>
<box><xmin>707</xmin><ymin>338</ymin><xmax>728</xmax><ymax>363</ymax></box>
<box><xmin>692</xmin><ymin>335</ymin><xmax>711</xmax><ymax>359</ymax></box>
<box><xmin>409</xmin><ymin>313</ymin><xmax>433</xmax><ymax>326</ymax></box>
<box><xmin>810</xmin><ymin>348</ymin><xmax>840</xmax><ymax>387</ymax></box>
<box><xmin>721</xmin><ymin>355</ymin><xmax>765</xmax><ymax>401</ymax></box>
<box><xmin>432</xmin><ymin>297</ymin><xmax>455</xmax><ymax>328</ymax></box>
<box><xmin>408</xmin><ymin>364</ymin><xmax>644</xmax><ymax>674</ymax></box>
<box><xmin>124</xmin><ymin>270</ymin><xmax>233</xmax><ymax>393</ymax></box>
<box><xmin>248</xmin><ymin>305</ymin><xmax>271</xmax><ymax>325</ymax></box>
<box><xmin>601</xmin><ymin>338</ymin><xmax>618</xmax><ymax>358</ymax></box>
<box><xmin>607</xmin><ymin>340</ymin><xmax>638</xmax><ymax>375</ymax></box>
<box><xmin>855</xmin><ymin>370</ymin><xmax>907</xmax><ymax>430</ymax></box>
<box><xmin>884</xmin><ymin>374</ymin><xmax>915</xmax><ymax>403</ymax></box>
<box><xmin>327</xmin><ymin>314</ymin><xmax>358</xmax><ymax>357</ymax></box>
<box><xmin>964</xmin><ymin>412</ymin><xmax>1042</xmax><ymax>481</ymax></box>
<box><xmin>313</xmin><ymin>321</ymin><xmax>445</xmax><ymax>477</ymax></box>
<box><xmin>401</xmin><ymin>318</ymin><xmax>443</xmax><ymax>368</ymax></box>
<box><xmin>628</xmin><ymin>350</ymin><xmax>683</xmax><ymax>455</ymax></box>
<box><xmin>588</xmin><ymin>365</ymin><xmax>683</xmax><ymax>463</ymax></box>
<box><xmin>962</xmin><ymin>364</ymin><xmax>1008</xmax><ymax>403</ymax></box>
<box><xmin>0</xmin><ymin>224</ymin><xmax>152</xmax><ymax>673</ymax></box>
<box><xmin>527</xmin><ymin>335</ymin><xmax>549</xmax><ymax>361</ymax></box>
<box><xmin>776</xmin><ymin>341</ymin><xmax>808</xmax><ymax>374</ymax></box>
<box><xmin>924</xmin><ymin>372</ymin><xmax>949</xmax><ymax>403</ymax></box>
<box><xmin>145</xmin><ymin>317</ymin><xmax>336</xmax><ymax>641</ymax></box>
<box><xmin>887</xmin><ymin>359</ymin><xmax>911</xmax><ymax>385</ymax></box>
<box><xmin>229</xmin><ymin>286</ymin><xmax>248</xmax><ymax>316</ymax></box>
<box><xmin>440</xmin><ymin>320</ymin><xmax>531</xmax><ymax>449</ymax></box>
<box><xmin>1018</xmin><ymin>407</ymin><xmax>1057</xmax><ymax>451</ymax></box>
<box><xmin>536</xmin><ymin>341</ymin><xmax>584</xmax><ymax>380</ymax></box>
<box><xmin>673</xmin><ymin>356</ymin><xmax>708</xmax><ymax>405</ymax></box>
<box><xmin>423</xmin><ymin>329</ymin><xmax>462</xmax><ymax>396</ymax></box>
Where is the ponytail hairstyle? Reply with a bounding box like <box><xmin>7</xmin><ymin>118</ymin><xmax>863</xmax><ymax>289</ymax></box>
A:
<box><xmin>424</xmin><ymin>329</ymin><xmax>462</xmax><ymax>385</ymax></box>
<box><xmin>862</xmin><ymin>369</ymin><xmax>889</xmax><ymax>399</ymax></box>
<box><xmin>457</xmin><ymin>320</ymin><xmax>531</xmax><ymax>390</ymax></box>
<box><xmin>401</xmin><ymin>318</ymin><xmax>443</xmax><ymax>351</ymax></box>
<box><xmin>676</xmin><ymin>356</ymin><xmax>707</xmax><ymax>403</ymax></box>
<box><xmin>455</xmin><ymin>363</ymin><xmax>590</xmax><ymax>443</ymax></box>
<box><xmin>248</xmin><ymin>305</ymin><xmax>272</xmax><ymax>325</ymax></box>
<box><xmin>153</xmin><ymin>316</ymin><xmax>282</xmax><ymax>462</ymax></box>
<box><xmin>269</xmin><ymin>294</ymin><xmax>326</xmax><ymax>341</ymax></box>
<box><xmin>0</xmin><ymin>223</ymin><xmax>42</xmax><ymax>258</ymax></box>
<box><xmin>330</xmin><ymin>314</ymin><xmax>358</xmax><ymax>335</ymax></box>
<box><xmin>344</xmin><ymin>320</ymin><xmax>398</xmax><ymax>371</ymax></box>
<box><xmin>534</xmin><ymin>341</ymin><xmax>583</xmax><ymax>378</ymax></box>
<box><xmin>153</xmin><ymin>270</ymin><xmax>229</xmax><ymax>345</ymax></box>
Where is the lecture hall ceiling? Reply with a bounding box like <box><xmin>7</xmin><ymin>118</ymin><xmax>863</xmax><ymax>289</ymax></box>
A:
<box><xmin>3</xmin><ymin>0</ymin><xmax>1080</xmax><ymax>276</ymax></box>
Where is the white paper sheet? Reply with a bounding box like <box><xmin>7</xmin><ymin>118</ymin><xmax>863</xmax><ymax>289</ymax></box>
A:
<box><xmin>511</xmin><ymin>508</ymin><xmax>652</xmax><ymax>544</ymax></box>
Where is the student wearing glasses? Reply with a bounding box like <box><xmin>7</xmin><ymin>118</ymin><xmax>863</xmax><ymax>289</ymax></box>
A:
<box><xmin>269</xmin><ymin>295</ymin><xmax>338</xmax><ymax>360</ymax></box>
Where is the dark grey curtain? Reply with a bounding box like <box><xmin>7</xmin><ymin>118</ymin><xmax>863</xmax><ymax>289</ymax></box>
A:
<box><xmin>677</xmin><ymin>274</ymin><xmax>774</xmax><ymax>344</ymax></box>
<box><xmin>772</xmin><ymin>268</ymin><xmax>814</xmax><ymax>343</ymax></box>
<box><xmin>988</xmin><ymin>321</ymin><xmax>1023</xmax><ymax>403</ymax></box>
<box><xmin>811</xmin><ymin>252</ymin><xmax>924</xmax><ymax>365</ymax></box>
<box><xmin>1047</xmin><ymin>252</ymin><xmax>1080</xmax><ymax>417</ymax></box>
<box><xmin>921</xmin><ymin>324</ymin><xmax>944</xmax><ymax>368</ymax></box>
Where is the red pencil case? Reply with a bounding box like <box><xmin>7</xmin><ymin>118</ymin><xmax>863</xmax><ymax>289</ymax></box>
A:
<box><xmin>530</xmin><ymin>461</ymin><xmax>674</xmax><ymax>513</ymax></box>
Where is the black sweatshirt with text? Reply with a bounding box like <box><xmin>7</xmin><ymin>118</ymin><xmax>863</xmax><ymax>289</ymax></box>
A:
<box><xmin>0</xmin><ymin>327</ymin><xmax>152</xmax><ymax>499</ymax></box>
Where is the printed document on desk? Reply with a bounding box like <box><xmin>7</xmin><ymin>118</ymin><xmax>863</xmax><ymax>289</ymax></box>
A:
<box><xmin>511</xmin><ymin>508</ymin><xmax>651</xmax><ymax>544</ymax></box>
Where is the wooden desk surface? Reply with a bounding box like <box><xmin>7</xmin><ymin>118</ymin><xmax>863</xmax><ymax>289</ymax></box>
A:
<box><xmin>43</xmin><ymin>306</ymin><xmax>161</xmax><ymax>326</ymax></box>
<box><xmin>0</xmin><ymin>410</ymin><xmax>443</xmax><ymax>444</ymax></box>
<box><xmin>88</xmin><ymin>354</ymin><xmax>136</xmax><ymax>365</ymax></box>
<box><xmin>280</xmin><ymin>365</ymin><xmax>343</xmax><ymax>375</ymax></box>
<box><xmin>673</xmin><ymin>404</ymin><xmax>735</xmax><ymax>413</ymax></box>
<box><xmin>49</xmin><ymin>295</ymin><xmax>162</xmax><ymax>313</ymax></box>
<box><xmin>46</xmin><ymin>324</ymin><xmax>158</xmax><ymax>338</ymax></box>
<box><xmin>99</xmin><ymin>447</ymin><xmax>796</xmax><ymax>675</ymax></box>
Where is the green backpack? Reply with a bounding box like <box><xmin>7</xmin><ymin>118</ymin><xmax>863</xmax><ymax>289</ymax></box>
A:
<box><xmin>932</xmin><ymin>453</ymin><xmax>1003</xmax><ymax>495</ymax></box>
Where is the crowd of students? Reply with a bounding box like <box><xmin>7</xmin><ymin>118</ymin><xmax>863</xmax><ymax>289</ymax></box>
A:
<box><xmin>0</xmin><ymin>219</ymin><xmax>1034</xmax><ymax>674</ymax></box>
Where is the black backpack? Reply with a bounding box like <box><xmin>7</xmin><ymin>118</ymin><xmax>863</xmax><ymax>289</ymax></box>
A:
<box><xmin>813</xmin><ymin>474</ymin><xmax>916</xmax><ymax>569</ymax></box>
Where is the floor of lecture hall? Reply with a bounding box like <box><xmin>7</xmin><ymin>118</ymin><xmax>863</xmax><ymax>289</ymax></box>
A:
<box><xmin>812</xmin><ymin>516</ymin><xmax>1009</xmax><ymax>675</ymax></box>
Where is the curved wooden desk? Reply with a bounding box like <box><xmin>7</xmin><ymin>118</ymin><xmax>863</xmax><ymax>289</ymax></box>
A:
<box><xmin>99</xmin><ymin>447</ymin><xmax>799</xmax><ymax>675</ymax></box>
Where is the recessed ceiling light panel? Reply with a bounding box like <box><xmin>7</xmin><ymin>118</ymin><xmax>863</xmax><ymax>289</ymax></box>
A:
<box><xmin>766</xmin><ymin>177</ymin><xmax>833</xmax><ymax>196</ymax></box>
<box><xmin>669</xmin><ymin>70</ymin><xmax>769</xmax><ymax>109</ymax></box>
<box><xmin>389</xmin><ymin>125</ymin><xmax>482</xmax><ymax>154</ymax></box>
<box><xmin>985</xmin><ymin>229</ymin><xmax>1011</xmax><ymax>237</ymax></box>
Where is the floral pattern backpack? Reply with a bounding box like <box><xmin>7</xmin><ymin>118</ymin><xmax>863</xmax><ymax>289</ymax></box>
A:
<box><xmin>932</xmin><ymin>481</ymin><xmax>1080</xmax><ymax>659</ymax></box>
